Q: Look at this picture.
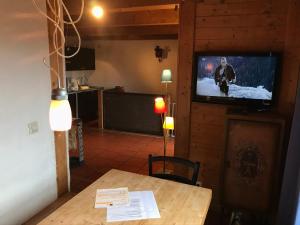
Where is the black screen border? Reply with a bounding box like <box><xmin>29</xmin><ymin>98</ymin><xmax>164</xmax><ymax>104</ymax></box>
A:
<box><xmin>191</xmin><ymin>51</ymin><xmax>282</xmax><ymax>109</ymax></box>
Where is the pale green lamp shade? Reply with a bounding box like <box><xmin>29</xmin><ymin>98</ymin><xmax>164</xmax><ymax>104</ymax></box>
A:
<box><xmin>161</xmin><ymin>69</ymin><xmax>172</xmax><ymax>83</ymax></box>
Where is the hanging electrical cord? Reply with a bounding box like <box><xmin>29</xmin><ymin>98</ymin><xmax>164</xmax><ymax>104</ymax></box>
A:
<box><xmin>32</xmin><ymin>0</ymin><xmax>85</xmax><ymax>131</ymax></box>
<box><xmin>46</xmin><ymin>0</ymin><xmax>84</xmax><ymax>24</ymax></box>
<box><xmin>32</xmin><ymin>0</ymin><xmax>84</xmax><ymax>88</ymax></box>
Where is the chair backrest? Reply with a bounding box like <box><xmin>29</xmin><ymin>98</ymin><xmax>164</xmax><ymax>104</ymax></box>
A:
<box><xmin>148</xmin><ymin>154</ymin><xmax>200</xmax><ymax>185</ymax></box>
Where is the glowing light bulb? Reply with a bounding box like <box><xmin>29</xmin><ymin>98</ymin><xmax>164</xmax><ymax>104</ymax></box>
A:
<box><xmin>49</xmin><ymin>88</ymin><xmax>72</xmax><ymax>131</ymax></box>
<box><xmin>92</xmin><ymin>6</ymin><xmax>104</xmax><ymax>19</ymax></box>
<box><xmin>161</xmin><ymin>69</ymin><xmax>172</xmax><ymax>83</ymax></box>
<box><xmin>154</xmin><ymin>97</ymin><xmax>166</xmax><ymax>114</ymax></box>
<box><xmin>49</xmin><ymin>100</ymin><xmax>72</xmax><ymax>131</ymax></box>
<box><xmin>163</xmin><ymin>116</ymin><xmax>174</xmax><ymax>130</ymax></box>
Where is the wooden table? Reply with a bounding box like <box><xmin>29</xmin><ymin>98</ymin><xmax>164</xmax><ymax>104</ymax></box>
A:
<box><xmin>38</xmin><ymin>169</ymin><xmax>212</xmax><ymax>225</ymax></box>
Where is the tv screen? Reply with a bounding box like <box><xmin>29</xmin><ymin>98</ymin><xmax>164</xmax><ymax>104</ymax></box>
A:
<box><xmin>192</xmin><ymin>52</ymin><xmax>281</xmax><ymax>107</ymax></box>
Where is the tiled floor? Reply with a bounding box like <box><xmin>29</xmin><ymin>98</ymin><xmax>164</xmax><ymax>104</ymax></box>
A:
<box><xmin>26</xmin><ymin>129</ymin><xmax>224</xmax><ymax>225</ymax></box>
<box><xmin>25</xmin><ymin>130</ymin><xmax>174</xmax><ymax>224</ymax></box>
<box><xmin>70</xmin><ymin>129</ymin><xmax>174</xmax><ymax>193</ymax></box>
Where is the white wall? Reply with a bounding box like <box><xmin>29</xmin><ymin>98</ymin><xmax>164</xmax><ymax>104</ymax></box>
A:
<box><xmin>0</xmin><ymin>1</ymin><xmax>57</xmax><ymax>225</ymax></box>
<box><xmin>66</xmin><ymin>40</ymin><xmax>178</xmax><ymax>101</ymax></box>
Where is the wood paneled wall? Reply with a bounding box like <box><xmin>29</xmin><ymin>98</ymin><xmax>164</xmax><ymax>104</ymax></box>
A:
<box><xmin>195</xmin><ymin>0</ymin><xmax>288</xmax><ymax>52</ymax></box>
<box><xmin>175</xmin><ymin>0</ymin><xmax>300</xmax><ymax>208</ymax></box>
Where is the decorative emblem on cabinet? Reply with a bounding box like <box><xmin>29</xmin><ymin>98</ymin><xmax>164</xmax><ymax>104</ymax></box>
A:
<box><xmin>233</xmin><ymin>144</ymin><xmax>265</xmax><ymax>184</ymax></box>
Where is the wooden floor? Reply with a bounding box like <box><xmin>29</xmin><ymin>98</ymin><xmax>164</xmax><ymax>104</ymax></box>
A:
<box><xmin>24</xmin><ymin>129</ymin><xmax>174</xmax><ymax>225</ymax></box>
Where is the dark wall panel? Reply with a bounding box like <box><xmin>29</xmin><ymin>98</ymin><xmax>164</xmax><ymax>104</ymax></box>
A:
<box><xmin>103</xmin><ymin>92</ymin><xmax>163</xmax><ymax>136</ymax></box>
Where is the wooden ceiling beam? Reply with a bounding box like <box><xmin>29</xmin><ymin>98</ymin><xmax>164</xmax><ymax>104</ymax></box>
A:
<box><xmin>66</xmin><ymin>24</ymin><xmax>178</xmax><ymax>40</ymax></box>
<box><xmin>72</xmin><ymin>9</ymin><xmax>178</xmax><ymax>28</ymax></box>
<box><xmin>83</xmin><ymin>34</ymin><xmax>178</xmax><ymax>40</ymax></box>
<box><xmin>64</xmin><ymin>0</ymin><xmax>179</xmax><ymax>40</ymax></box>
<box><xmin>109</xmin><ymin>4</ymin><xmax>178</xmax><ymax>13</ymax></box>
<box><xmin>98</xmin><ymin>0</ymin><xmax>180</xmax><ymax>8</ymax></box>
<box><xmin>64</xmin><ymin>0</ymin><xmax>180</xmax><ymax>14</ymax></box>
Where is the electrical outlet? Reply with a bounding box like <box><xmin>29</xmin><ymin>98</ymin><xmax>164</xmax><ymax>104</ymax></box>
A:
<box><xmin>28</xmin><ymin>121</ymin><xmax>39</xmax><ymax>135</ymax></box>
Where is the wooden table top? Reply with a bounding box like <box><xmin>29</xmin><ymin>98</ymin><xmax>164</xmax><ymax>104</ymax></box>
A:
<box><xmin>38</xmin><ymin>169</ymin><xmax>212</xmax><ymax>225</ymax></box>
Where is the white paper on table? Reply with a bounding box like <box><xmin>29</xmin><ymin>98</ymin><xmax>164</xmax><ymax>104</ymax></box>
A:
<box><xmin>94</xmin><ymin>187</ymin><xmax>129</xmax><ymax>208</ymax></box>
<box><xmin>107</xmin><ymin>191</ymin><xmax>161</xmax><ymax>222</ymax></box>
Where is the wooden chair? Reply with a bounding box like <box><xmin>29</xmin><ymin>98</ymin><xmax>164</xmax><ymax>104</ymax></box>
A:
<box><xmin>148</xmin><ymin>154</ymin><xmax>200</xmax><ymax>185</ymax></box>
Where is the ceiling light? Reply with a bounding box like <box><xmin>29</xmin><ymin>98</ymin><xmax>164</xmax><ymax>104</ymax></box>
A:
<box><xmin>92</xmin><ymin>6</ymin><xmax>104</xmax><ymax>19</ymax></box>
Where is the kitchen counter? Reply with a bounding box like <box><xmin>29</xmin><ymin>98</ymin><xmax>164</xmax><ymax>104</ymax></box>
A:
<box><xmin>68</xmin><ymin>87</ymin><xmax>104</xmax><ymax>129</ymax></box>
<box><xmin>68</xmin><ymin>86</ymin><xmax>104</xmax><ymax>95</ymax></box>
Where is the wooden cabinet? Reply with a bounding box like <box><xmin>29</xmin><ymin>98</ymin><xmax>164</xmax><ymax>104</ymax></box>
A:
<box><xmin>78</xmin><ymin>91</ymin><xmax>98</xmax><ymax>122</ymax></box>
<box><xmin>68</xmin><ymin>93</ymin><xmax>77</xmax><ymax>118</ymax></box>
<box><xmin>189</xmin><ymin>103</ymin><xmax>286</xmax><ymax>212</ymax></box>
<box><xmin>222</xmin><ymin>114</ymin><xmax>285</xmax><ymax>213</ymax></box>
<box><xmin>103</xmin><ymin>91</ymin><xmax>163</xmax><ymax>135</ymax></box>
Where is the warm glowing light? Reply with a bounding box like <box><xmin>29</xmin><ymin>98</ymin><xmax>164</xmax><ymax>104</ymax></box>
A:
<box><xmin>92</xmin><ymin>5</ymin><xmax>104</xmax><ymax>19</ymax></box>
<box><xmin>163</xmin><ymin>116</ymin><xmax>174</xmax><ymax>130</ymax></box>
<box><xmin>161</xmin><ymin>69</ymin><xmax>172</xmax><ymax>83</ymax></box>
<box><xmin>154</xmin><ymin>97</ymin><xmax>166</xmax><ymax>114</ymax></box>
<box><xmin>49</xmin><ymin>100</ymin><xmax>72</xmax><ymax>131</ymax></box>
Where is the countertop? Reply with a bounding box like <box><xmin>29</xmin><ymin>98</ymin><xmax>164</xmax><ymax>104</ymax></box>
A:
<box><xmin>68</xmin><ymin>86</ymin><xmax>104</xmax><ymax>94</ymax></box>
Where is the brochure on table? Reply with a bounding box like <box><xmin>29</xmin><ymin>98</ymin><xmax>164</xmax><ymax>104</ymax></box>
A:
<box><xmin>94</xmin><ymin>188</ymin><xmax>160</xmax><ymax>222</ymax></box>
<box><xmin>95</xmin><ymin>187</ymin><xmax>129</xmax><ymax>208</ymax></box>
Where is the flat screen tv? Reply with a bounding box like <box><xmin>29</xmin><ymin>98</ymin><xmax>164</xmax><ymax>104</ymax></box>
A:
<box><xmin>192</xmin><ymin>52</ymin><xmax>281</xmax><ymax>108</ymax></box>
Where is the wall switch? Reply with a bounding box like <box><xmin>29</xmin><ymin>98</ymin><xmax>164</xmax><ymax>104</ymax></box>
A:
<box><xmin>28</xmin><ymin>121</ymin><xmax>39</xmax><ymax>135</ymax></box>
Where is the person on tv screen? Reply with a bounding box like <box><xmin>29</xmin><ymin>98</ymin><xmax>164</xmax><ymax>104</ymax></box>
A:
<box><xmin>214</xmin><ymin>57</ymin><xmax>236</xmax><ymax>96</ymax></box>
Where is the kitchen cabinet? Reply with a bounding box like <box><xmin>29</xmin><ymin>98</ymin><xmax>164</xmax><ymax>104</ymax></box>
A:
<box><xmin>65</xmin><ymin>47</ymin><xmax>95</xmax><ymax>71</ymax></box>
<box><xmin>78</xmin><ymin>91</ymin><xmax>98</xmax><ymax>122</ymax></box>
<box><xmin>103</xmin><ymin>91</ymin><xmax>163</xmax><ymax>135</ymax></box>
<box><xmin>68</xmin><ymin>89</ymin><xmax>102</xmax><ymax>124</ymax></box>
